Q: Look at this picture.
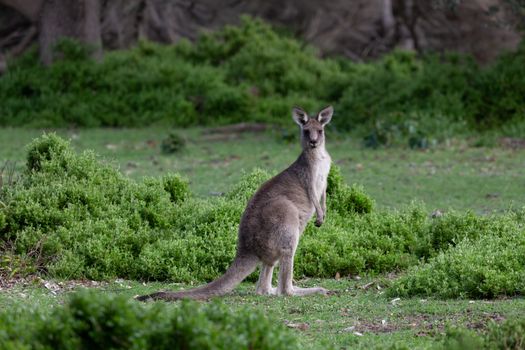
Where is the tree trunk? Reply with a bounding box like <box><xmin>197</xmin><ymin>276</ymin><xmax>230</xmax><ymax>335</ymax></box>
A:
<box><xmin>396</xmin><ymin>0</ymin><xmax>416</xmax><ymax>51</ymax></box>
<box><xmin>382</xmin><ymin>0</ymin><xmax>396</xmax><ymax>40</ymax></box>
<box><xmin>38</xmin><ymin>0</ymin><xmax>102</xmax><ymax>65</ymax></box>
<box><xmin>0</xmin><ymin>0</ymin><xmax>43</xmax><ymax>21</ymax></box>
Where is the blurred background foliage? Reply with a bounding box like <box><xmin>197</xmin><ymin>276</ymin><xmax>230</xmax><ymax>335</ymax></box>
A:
<box><xmin>0</xmin><ymin>16</ymin><xmax>524</xmax><ymax>148</ymax></box>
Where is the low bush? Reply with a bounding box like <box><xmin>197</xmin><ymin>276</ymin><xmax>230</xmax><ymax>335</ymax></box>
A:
<box><xmin>389</xmin><ymin>211</ymin><xmax>525</xmax><ymax>298</ymax></box>
<box><xmin>1</xmin><ymin>134</ymin><xmax>193</xmax><ymax>280</ymax></box>
<box><xmin>484</xmin><ymin>317</ymin><xmax>525</xmax><ymax>350</ymax></box>
<box><xmin>225</xmin><ymin>168</ymin><xmax>272</xmax><ymax>202</ymax></box>
<box><xmin>438</xmin><ymin>318</ymin><xmax>525</xmax><ymax>350</ymax></box>
<box><xmin>0</xmin><ymin>290</ymin><xmax>300</xmax><ymax>350</ymax></box>
<box><xmin>327</xmin><ymin>164</ymin><xmax>374</xmax><ymax>215</ymax></box>
<box><xmin>161</xmin><ymin>131</ymin><xmax>186</xmax><ymax>154</ymax></box>
<box><xmin>1</xmin><ymin>17</ymin><xmax>524</xmax><ymax>141</ymax></box>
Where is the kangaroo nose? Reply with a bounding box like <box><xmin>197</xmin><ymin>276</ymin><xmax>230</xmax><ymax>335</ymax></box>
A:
<box><xmin>309</xmin><ymin>141</ymin><xmax>317</xmax><ymax>147</ymax></box>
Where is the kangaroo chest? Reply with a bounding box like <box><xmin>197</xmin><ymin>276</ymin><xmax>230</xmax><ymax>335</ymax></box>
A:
<box><xmin>311</xmin><ymin>151</ymin><xmax>331</xmax><ymax>200</ymax></box>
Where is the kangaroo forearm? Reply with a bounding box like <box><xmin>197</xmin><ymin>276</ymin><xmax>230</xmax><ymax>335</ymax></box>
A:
<box><xmin>306</xmin><ymin>187</ymin><xmax>323</xmax><ymax>217</ymax></box>
<box><xmin>314</xmin><ymin>201</ymin><xmax>323</xmax><ymax>217</ymax></box>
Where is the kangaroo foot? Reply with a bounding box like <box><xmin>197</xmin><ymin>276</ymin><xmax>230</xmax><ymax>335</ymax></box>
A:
<box><xmin>291</xmin><ymin>286</ymin><xmax>330</xmax><ymax>296</ymax></box>
<box><xmin>255</xmin><ymin>286</ymin><xmax>277</xmax><ymax>296</ymax></box>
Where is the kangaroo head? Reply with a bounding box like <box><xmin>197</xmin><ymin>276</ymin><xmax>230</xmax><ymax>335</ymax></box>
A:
<box><xmin>292</xmin><ymin>106</ymin><xmax>333</xmax><ymax>150</ymax></box>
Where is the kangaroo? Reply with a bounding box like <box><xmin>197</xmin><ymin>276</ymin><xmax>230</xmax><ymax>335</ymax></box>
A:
<box><xmin>137</xmin><ymin>106</ymin><xmax>334</xmax><ymax>301</ymax></box>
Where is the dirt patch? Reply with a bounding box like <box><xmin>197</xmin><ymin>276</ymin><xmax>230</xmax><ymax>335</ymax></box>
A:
<box><xmin>351</xmin><ymin>312</ymin><xmax>506</xmax><ymax>335</ymax></box>
<box><xmin>203</xmin><ymin>123</ymin><xmax>269</xmax><ymax>135</ymax></box>
<box><xmin>499</xmin><ymin>137</ymin><xmax>525</xmax><ymax>150</ymax></box>
<box><xmin>201</xmin><ymin>123</ymin><xmax>269</xmax><ymax>141</ymax></box>
<box><xmin>0</xmin><ymin>275</ymin><xmax>108</xmax><ymax>294</ymax></box>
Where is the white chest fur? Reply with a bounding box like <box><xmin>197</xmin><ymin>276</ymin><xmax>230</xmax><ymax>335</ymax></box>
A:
<box><xmin>312</xmin><ymin>150</ymin><xmax>331</xmax><ymax>200</ymax></box>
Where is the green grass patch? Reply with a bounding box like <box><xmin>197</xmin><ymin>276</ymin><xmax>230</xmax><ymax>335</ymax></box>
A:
<box><xmin>1</xmin><ymin>280</ymin><xmax>525</xmax><ymax>350</ymax></box>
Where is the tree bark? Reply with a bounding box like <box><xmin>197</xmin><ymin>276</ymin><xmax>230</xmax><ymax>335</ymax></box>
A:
<box><xmin>0</xmin><ymin>0</ymin><xmax>522</xmax><ymax>64</ymax></box>
<box><xmin>382</xmin><ymin>0</ymin><xmax>396</xmax><ymax>39</ymax></box>
<box><xmin>0</xmin><ymin>0</ymin><xmax>43</xmax><ymax>21</ymax></box>
<box><xmin>38</xmin><ymin>0</ymin><xmax>103</xmax><ymax>65</ymax></box>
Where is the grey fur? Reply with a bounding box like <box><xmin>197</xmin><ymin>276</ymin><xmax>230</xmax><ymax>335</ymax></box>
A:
<box><xmin>136</xmin><ymin>106</ymin><xmax>334</xmax><ymax>301</ymax></box>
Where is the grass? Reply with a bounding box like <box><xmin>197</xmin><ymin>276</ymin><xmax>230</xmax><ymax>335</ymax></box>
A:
<box><xmin>0</xmin><ymin>127</ymin><xmax>523</xmax><ymax>213</ymax></box>
<box><xmin>1</xmin><ymin>278</ymin><xmax>524</xmax><ymax>349</ymax></box>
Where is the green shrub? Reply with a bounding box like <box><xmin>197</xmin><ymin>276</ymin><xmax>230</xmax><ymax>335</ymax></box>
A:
<box><xmin>469</xmin><ymin>43</ymin><xmax>525</xmax><ymax>128</ymax></box>
<box><xmin>52</xmin><ymin>38</ymin><xmax>95</xmax><ymax>62</ymax></box>
<box><xmin>327</xmin><ymin>165</ymin><xmax>374</xmax><ymax>215</ymax></box>
<box><xmin>438</xmin><ymin>318</ymin><xmax>525</xmax><ymax>350</ymax></box>
<box><xmin>0</xmin><ymin>290</ymin><xmax>301</xmax><ymax>350</ymax></box>
<box><xmin>389</xmin><ymin>211</ymin><xmax>525</xmax><ymax>298</ymax></box>
<box><xmin>438</xmin><ymin>327</ymin><xmax>486</xmax><ymax>350</ymax></box>
<box><xmin>226</xmin><ymin>168</ymin><xmax>272</xmax><ymax>202</ymax></box>
<box><xmin>2</xmin><ymin>134</ymin><xmax>195</xmax><ymax>280</ymax></box>
<box><xmin>163</xmin><ymin>174</ymin><xmax>190</xmax><ymax>204</ymax></box>
<box><xmin>26</xmin><ymin>133</ymin><xmax>70</xmax><ymax>171</ymax></box>
<box><xmin>161</xmin><ymin>132</ymin><xmax>186</xmax><ymax>154</ymax></box>
<box><xmin>296</xmin><ymin>205</ymin><xmax>428</xmax><ymax>277</ymax></box>
<box><xmin>0</xmin><ymin>209</ymin><xmax>5</xmax><ymax>232</ymax></box>
<box><xmin>484</xmin><ymin>317</ymin><xmax>525</xmax><ymax>350</ymax></box>
<box><xmin>2</xmin><ymin>17</ymin><xmax>523</xmax><ymax>138</ymax></box>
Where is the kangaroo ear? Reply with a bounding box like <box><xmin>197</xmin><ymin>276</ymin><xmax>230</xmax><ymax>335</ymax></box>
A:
<box><xmin>317</xmin><ymin>106</ymin><xmax>333</xmax><ymax>126</ymax></box>
<box><xmin>292</xmin><ymin>106</ymin><xmax>308</xmax><ymax>126</ymax></box>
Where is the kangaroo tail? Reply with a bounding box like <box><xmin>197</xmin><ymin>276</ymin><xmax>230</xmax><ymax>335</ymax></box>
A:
<box><xmin>136</xmin><ymin>254</ymin><xmax>259</xmax><ymax>301</ymax></box>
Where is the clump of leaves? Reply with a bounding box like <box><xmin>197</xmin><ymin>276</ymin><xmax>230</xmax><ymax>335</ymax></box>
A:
<box><xmin>327</xmin><ymin>164</ymin><xmax>374</xmax><ymax>215</ymax></box>
<box><xmin>226</xmin><ymin>168</ymin><xmax>272</xmax><ymax>202</ymax></box>
<box><xmin>389</xmin><ymin>210</ymin><xmax>525</xmax><ymax>298</ymax></box>
<box><xmin>438</xmin><ymin>318</ymin><xmax>525</xmax><ymax>350</ymax></box>
<box><xmin>26</xmin><ymin>133</ymin><xmax>70</xmax><ymax>171</ymax></box>
<box><xmin>0</xmin><ymin>210</ymin><xmax>5</xmax><ymax>232</ymax></box>
<box><xmin>163</xmin><ymin>173</ymin><xmax>190</xmax><ymax>203</ymax></box>
<box><xmin>161</xmin><ymin>131</ymin><xmax>186</xmax><ymax>154</ymax></box>
<box><xmin>484</xmin><ymin>317</ymin><xmax>525</xmax><ymax>350</ymax></box>
<box><xmin>52</xmin><ymin>38</ymin><xmax>96</xmax><ymax>62</ymax></box>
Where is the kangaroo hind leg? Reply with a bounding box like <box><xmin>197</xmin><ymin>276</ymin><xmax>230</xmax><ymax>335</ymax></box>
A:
<box><xmin>256</xmin><ymin>263</ymin><xmax>277</xmax><ymax>295</ymax></box>
<box><xmin>276</xmin><ymin>226</ymin><xmax>329</xmax><ymax>297</ymax></box>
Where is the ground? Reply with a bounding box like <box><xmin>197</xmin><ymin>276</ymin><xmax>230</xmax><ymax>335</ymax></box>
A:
<box><xmin>2</xmin><ymin>277</ymin><xmax>524</xmax><ymax>349</ymax></box>
<box><xmin>1</xmin><ymin>127</ymin><xmax>524</xmax><ymax>349</ymax></box>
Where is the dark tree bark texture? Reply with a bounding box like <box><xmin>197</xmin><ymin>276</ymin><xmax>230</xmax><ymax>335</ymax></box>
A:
<box><xmin>0</xmin><ymin>0</ymin><xmax>522</xmax><ymax>66</ymax></box>
<box><xmin>38</xmin><ymin>0</ymin><xmax>102</xmax><ymax>65</ymax></box>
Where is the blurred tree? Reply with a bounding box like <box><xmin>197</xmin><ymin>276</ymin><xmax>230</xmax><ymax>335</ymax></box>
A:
<box><xmin>0</xmin><ymin>0</ymin><xmax>102</xmax><ymax>66</ymax></box>
<box><xmin>441</xmin><ymin>0</ymin><xmax>524</xmax><ymax>28</ymax></box>
<box><xmin>0</xmin><ymin>0</ymin><xmax>522</xmax><ymax>68</ymax></box>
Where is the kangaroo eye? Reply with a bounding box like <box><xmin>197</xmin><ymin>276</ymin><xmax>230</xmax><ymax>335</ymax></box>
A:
<box><xmin>318</xmin><ymin>130</ymin><xmax>323</xmax><ymax>135</ymax></box>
